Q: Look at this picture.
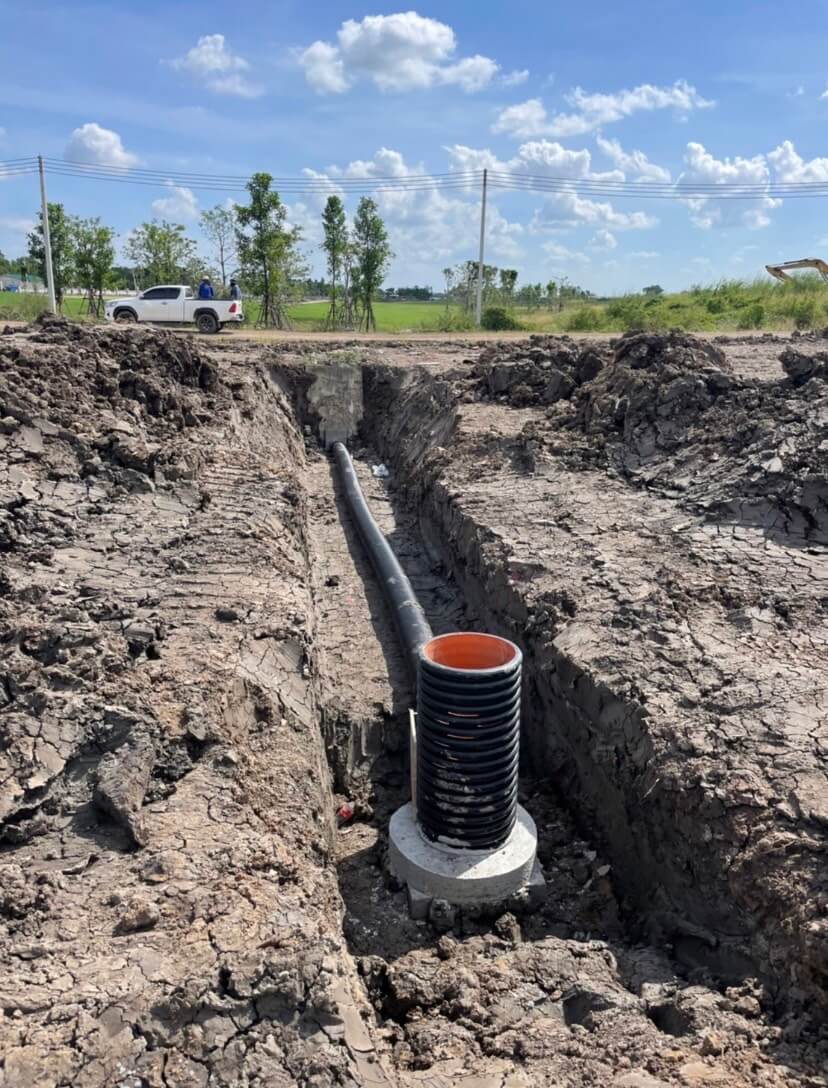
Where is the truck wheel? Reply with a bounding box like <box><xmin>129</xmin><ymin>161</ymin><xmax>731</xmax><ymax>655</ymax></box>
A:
<box><xmin>114</xmin><ymin>309</ymin><xmax>137</xmax><ymax>323</ymax></box>
<box><xmin>196</xmin><ymin>312</ymin><xmax>219</xmax><ymax>334</ymax></box>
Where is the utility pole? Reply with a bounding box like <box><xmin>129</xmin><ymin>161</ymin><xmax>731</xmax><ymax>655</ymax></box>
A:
<box><xmin>37</xmin><ymin>156</ymin><xmax>57</xmax><ymax>314</ymax></box>
<box><xmin>474</xmin><ymin>168</ymin><xmax>488</xmax><ymax>327</ymax></box>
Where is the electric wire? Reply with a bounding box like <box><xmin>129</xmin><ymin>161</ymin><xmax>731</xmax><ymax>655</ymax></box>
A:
<box><xmin>4</xmin><ymin>156</ymin><xmax>828</xmax><ymax>201</ymax></box>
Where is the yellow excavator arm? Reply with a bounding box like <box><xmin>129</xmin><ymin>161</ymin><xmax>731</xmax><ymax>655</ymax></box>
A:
<box><xmin>765</xmin><ymin>258</ymin><xmax>828</xmax><ymax>283</ymax></box>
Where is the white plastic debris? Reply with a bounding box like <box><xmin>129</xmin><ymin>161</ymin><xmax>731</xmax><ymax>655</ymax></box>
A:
<box><xmin>372</xmin><ymin>464</ymin><xmax>390</xmax><ymax>478</ymax></box>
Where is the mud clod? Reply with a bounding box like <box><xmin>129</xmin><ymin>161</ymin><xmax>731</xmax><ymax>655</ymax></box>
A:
<box><xmin>113</xmin><ymin>894</ymin><xmax>160</xmax><ymax>934</ymax></box>
<box><xmin>92</xmin><ymin>732</ymin><xmax>155</xmax><ymax>847</ymax></box>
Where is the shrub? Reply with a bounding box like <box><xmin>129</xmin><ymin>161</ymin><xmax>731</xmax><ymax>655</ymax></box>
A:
<box><xmin>738</xmin><ymin>303</ymin><xmax>765</xmax><ymax>329</ymax></box>
<box><xmin>563</xmin><ymin>305</ymin><xmax>605</xmax><ymax>332</ymax></box>
<box><xmin>706</xmin><ymin>297</ymin><xmax>725</xmax><ymax>314</ymax></box>
<box><xmin>605</xmin><ymin>296</ymin><xmax>643</xmax><ymax>323</ymax></box>
<box><xmin>426</xmin><ymin>310</ymin><xmax>475</xmax><ymax>332</ymax></box>
<box><xmin>481</xmin><ymin>306</ymin><xmax>520</xmax><ymax>331</ymax></box>
<box><xmin>789</xmin><ymin>298</ymin><xmax>818</xmax><ymax>329</ymax></box>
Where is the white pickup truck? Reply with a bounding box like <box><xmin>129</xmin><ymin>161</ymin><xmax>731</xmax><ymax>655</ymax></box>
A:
<box><xmin>104</xmin><ymin>285</ymin><xmax>243</xmax><ymax>334</ymax></box>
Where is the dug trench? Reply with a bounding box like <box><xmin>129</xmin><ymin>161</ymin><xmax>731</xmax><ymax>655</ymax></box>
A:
<box><xmin>0</xmin><ymin>318</ymin><xmax>825</xmax><ymax>1087</ymax></box>
<box><xmin>279</xmin><ymin>333</ymin><xmax>828</xmax><ymax>1087</ymax></box>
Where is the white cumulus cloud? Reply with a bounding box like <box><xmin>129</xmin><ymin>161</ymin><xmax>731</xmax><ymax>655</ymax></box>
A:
<box><xmin>65</xmin><ymin>123</ymin><xmax>140</xmax><ymax>168</ymax></box>
<box><xmin>590</xmin><ymin>229</ymin><xmax>618</xmax><ymax>249</ymax></box>
<box><xmin>152</xmin><ymin>182</ymin><xmax>199</xmax><ymax>220</ymax></box>
<box><xmin>300</xmin><ymin>41</ymin><xmax>349</xmax><ymax>94</ymax></box>
<box><xmin>491</xmin><ymin>98</ymin><xmax>549</xmax><ymax>139</ymax></box>
<box><xmin>680</xmin><ymin>142</ymin><xmax>779</xmax><ymax>230</ymax></box>
<box><xmin>448</xmin><ymin>140</ymin><xmax>656</xmax><ymax>233</ymax></box>
<box><xmin>768</xmin><ymin>139</ymin><xmax>828</xmax><ymax>182</ymax></box>
<box><xmin>493</xmin><ymin>80</ymin><xmax>713</xmax><ymax>138</ymax></box>
<box><xmin>595</xmin><ymin>136</ymin><xmax>671</xmax><ymax>182</ymax></box>
<box><xmin>447</xmin><ymin>139</ymin><xmax>623</xmax><ymax>182</ymax></box>
<box><xmin>533</xmin><ymin>190</ymin><xmax>657</xmax><ymax>231</ymax></box>
<box><xmin>543</xmin><ymin>240</ymin><xmax>590</xmax><ymax>264</ymax></box>
<box><xmin>502</xmin><ymin>69</ymin><xmax>530</xmax><ymax>87</ymax></box>
<box><xmin>171</xmin><ymin>34</ymin><xmax>262</xmax><ymax>97</ymax></box>
<box><xmin>299</xmin><ymin>12</ymin><xmax>498</xmax><ymax>94</ymax></box>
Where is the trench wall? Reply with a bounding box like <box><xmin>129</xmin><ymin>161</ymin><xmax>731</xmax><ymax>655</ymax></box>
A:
<box><xmin>361</xmin><ymin>362</ymin><xmax>828</xmax><ymax>1013</ymax></box>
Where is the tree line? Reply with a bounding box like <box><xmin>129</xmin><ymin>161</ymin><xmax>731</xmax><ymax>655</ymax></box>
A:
<box><xmin>441</xmin><ymin>261</ymin><xmax>594</xmax><ymax>314</ymax></box>
<box><xmin>0</xmin><ymin>174</ymin><xmax>394</xmax><ymax>330</ymax></box>
<box><xmin>1</xmin><ymin>172</ymin><xmax>612</xmax><ymax>329</ymax></box>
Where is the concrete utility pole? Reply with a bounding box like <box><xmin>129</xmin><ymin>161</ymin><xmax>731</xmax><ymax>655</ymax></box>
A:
<box><xmin>474</xmin><ymin>168</ymin><xmax>488</xmax><ymax>327</ymax></box>
<box><xmin>37</xmin><ymin>156</ymin><xmax>57</xmax><ymax>314</ymax></box>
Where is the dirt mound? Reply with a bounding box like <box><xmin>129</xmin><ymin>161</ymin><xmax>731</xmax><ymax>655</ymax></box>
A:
<box><xmin>473</xmin><ymin>331</ymin><xmax>828</xmax><ymax>545</ymax></box>
<box><xmin>472</xmin><ymin>334</ymin><xmax>610</xmax><ymax>407</ymax></box>
<box><xmin>780</xmin><ymin>346</ymin><xmax>828</xmax><ymax>385</ymax></box>
<box><xmin>574</xmin><ymin>332</ymin><xmax>828</xmax><ymax>542</ymax></box>
<box><xmin>0</xmin><ymin>322</ymin><xmax>225</xmax><ymax>838</ymax></box>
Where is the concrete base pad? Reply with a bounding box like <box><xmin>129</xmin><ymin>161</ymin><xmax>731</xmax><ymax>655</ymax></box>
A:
<box><xmin>388</xmin><ymin>802</ymin><xmax>540</xmax><ymax>910</ymax></box>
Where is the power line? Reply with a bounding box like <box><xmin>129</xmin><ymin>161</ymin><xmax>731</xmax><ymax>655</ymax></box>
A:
<box><xmin>21</xmin><ymin>157</ymin><xmax>828</xmax><ymax>200</ymax></box>
<box><xmin>42</xmin><ymin>158</ymin><xmax>476</xmax><ymax>193</ymax></box>
<box><xmin>43</xmin><ymin>158</ymin><xmax>465</xmax><ymax>185</ymax></box>
<box><xmin>486</xmin><ymin>175</ymin><xmax>828</xmax><ymax>200</ymax></box>
<box><xmin>44</xmin><ymin>167</ymin><xmax>476</xmax><ymax>195</ymax></box>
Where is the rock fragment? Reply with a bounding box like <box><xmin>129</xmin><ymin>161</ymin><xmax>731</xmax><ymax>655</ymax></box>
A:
<box><xmin>114</xmin><ymin>895</ymin><xmax>160</xmax><ymax>934</ymax></box>
<box><xmin>93</xmin><ymin>733</ymin><xmax>155</xmax><ymax>848</ymax></box>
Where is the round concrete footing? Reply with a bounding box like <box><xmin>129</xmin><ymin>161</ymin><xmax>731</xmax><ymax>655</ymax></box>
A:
<box><xmin>388</xmin><ymin>802</ymin><xmax>538</xmax><ymax>907</ymax></box>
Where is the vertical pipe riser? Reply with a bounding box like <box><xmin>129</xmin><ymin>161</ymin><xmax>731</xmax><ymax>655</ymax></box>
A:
<box><xmin>416</xmin><ymin>635</ymin><xmax>522</xmax><ymax>851</ymax></box>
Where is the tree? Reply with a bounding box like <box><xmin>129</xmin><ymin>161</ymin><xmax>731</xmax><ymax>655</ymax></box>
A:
<box><xmin>499</xmin><ymin>268</ymin><xmax>518</xmax><ymax>301</ymax></box>
<box><xmin>545</xmin><ymin>280</ymin><xmax>557</xmax><ymax>310</ymax></box>
<box><xmin>321</xmin><ymin>195</ymin><xmax>348</xmax><ymax>330</ymax></box>
<box><xmin>8</xmin><ymin>257</ymin><xmax>36</xmax><ymax>281</ymax></box>
<box><xmin>111</xmin><ymin>265</ymin><xmax>139</xmax><ymax>291</ymax></box>
<box><xmin>352</xmin><ymin>197</ymin><xmax>392</xmax><ymax>332</ymax></box>
<box><xmin>388</xmin><ymin>285</ymin><xmax>432</xmax><ymax>301</ymax></box>
<box><xmin>341</xmin><ymin>238</ymin><xmax>359</xmax><ymax>329</ymax></box>
<box><xmin>200</xmin><ymin>205</ymin><xmax>237</xmax><ymax>287</ymax></box>
<box><xmin>643</xmin><ymin>284</ymin><xmax>664</xmax><ymax>296</ymax></box>
<box><xmin>28</xmin><ymin>202</ymin><xmax>73</xmax><ymax>308</ymax></box>
<box><xmin>125</xmin><ymin>221</ymin><xmax>197</xmax><ymax>287</ymax></box>
<box><xmin>71</xmin><ymin>217</ymin><xmax>115</xmax><ymax>317</ymax></box>
<box><xmin>235</xmin><ymin>173</ymin><xmax>305</xmax><ymax>328</ymax></box>
<box><xmin>517</xmin><ymin>283</ymin><xmax>543</xmax><ymax>311</ymax></box>
<box><xmin>0</xmin><ymin>250</ymin><xmax>8</xmax><ymax>276</ymax></box>
<box><xmin>442</xmin><ymin>266</ymin><xmax>455</xmax><ymax>313</ymax></box>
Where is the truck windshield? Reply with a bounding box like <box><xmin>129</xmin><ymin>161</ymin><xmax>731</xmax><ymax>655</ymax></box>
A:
<box><xmin>184</xmin><ymin>288</ymin><xmax>194</xmax><ymax>298</ymax></box>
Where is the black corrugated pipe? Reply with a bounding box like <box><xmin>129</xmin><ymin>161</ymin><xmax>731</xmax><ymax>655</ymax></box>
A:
<box><xmin>332</xmin><ymin>442</ymin><xmax>432</xmax><ymax>675</ymax></box>
<box><xmin>332</xmin><ymin>443</ymin><xmax>522</xmax><ymax>851</ymax></box>
<box><xmin>417</xmin><ymin>633</ymin><xmax>522</xmax><ymax>849</ymax></box>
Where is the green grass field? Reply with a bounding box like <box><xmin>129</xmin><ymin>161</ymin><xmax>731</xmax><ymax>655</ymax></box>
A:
<box><xmin>3</xmin><ymin>276</ymin><xmax>828</xmax><ymax>333</ymax></box>
<box><xmin>0</xmin><ymin>294</ymin><xmax>466</xmax><ymax>331</ymax></box>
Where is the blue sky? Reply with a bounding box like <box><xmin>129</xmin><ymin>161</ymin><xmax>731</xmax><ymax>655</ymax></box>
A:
<box><xmin>2</xmin><ymin>0</ymin><xmax>828</xmax><ymax>293</ymax></box>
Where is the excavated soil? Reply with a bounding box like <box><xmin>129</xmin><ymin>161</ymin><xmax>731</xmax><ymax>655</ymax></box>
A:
<box><xmin>1</xmin><ymin>317</ymin><xmax>827</xmax><ymax>1087</ymax></box>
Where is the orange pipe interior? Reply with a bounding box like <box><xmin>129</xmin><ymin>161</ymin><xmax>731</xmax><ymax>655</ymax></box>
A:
<box><xmin>422</xmin><ymin>633</ymin><xmax>517</xmax><ymax>671</ymax></box>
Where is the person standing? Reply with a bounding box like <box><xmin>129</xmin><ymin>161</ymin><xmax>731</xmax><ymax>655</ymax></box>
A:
<box><xmin>198</xmin><ymin>276</ymin><xmax>214</xmax><ymax>299</ymax></box>
<box><xmin>229</xmin><ymin>278</ymin><xmax>242</xmax><ymax>301</ymax></box>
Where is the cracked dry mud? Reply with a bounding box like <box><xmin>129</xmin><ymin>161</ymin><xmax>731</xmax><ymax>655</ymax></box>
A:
<box><xmin>1</xmin><ymin>317</ymin><xmax>826</xmax><ymax>1087</ymax></box>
